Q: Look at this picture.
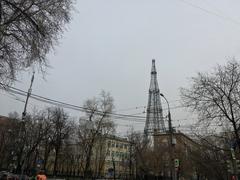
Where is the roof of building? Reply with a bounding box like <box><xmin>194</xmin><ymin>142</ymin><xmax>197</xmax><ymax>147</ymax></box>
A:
<box><xmin>0</xmin><ymin>115</ymin><xmax>11</xmax><ymax>125</ymax></box>
<box><xmin>154</xmin><ymin>131</ymin><xmax>199</xmax><ymax>146</ymax></box>
<box><xmin>104</xmin><ymin>134</ymin><xmax>129</xmax><ymax>143</ymax></box>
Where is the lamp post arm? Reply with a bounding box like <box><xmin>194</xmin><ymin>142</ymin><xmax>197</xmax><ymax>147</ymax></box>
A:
<box><xmin>160</xmin><ymin>93</ymin><xmax>172</xmax><ymax>133</ymax></box>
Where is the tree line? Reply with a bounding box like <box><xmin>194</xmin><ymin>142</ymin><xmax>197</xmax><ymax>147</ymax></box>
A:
<box><xmin>0</xmin><ymin>91</ymin><xmax>116</xmax><ymax>178</ymax></box>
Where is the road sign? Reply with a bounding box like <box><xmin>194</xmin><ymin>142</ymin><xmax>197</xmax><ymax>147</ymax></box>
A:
<box><xmin>36</xmin><ymin>159</ymin><xmax>43</xmax><ymax>164</ymax></box>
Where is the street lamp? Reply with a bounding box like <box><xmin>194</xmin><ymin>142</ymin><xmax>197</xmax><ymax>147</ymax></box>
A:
<box><xmin>160</xmin><ymin>93</ymin><xmax>176</xmax><ymax>180</ymax></box>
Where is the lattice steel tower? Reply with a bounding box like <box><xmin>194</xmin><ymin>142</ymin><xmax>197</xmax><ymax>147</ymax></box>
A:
<box><xmin>144</xmin><ymin>59</ymin><xmax>166</xmax><ymax>139</ymax></box>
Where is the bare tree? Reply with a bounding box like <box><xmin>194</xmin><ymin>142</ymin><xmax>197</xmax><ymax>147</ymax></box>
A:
<box><xmin>0</xmin><ymin>110</ymin><xmax>52</xmax><ymax>174</ymax></box>
<box><xmin>181</xmin><ymin>59</ymin><xmax>240</xmax><ymax>150</ymax></box>
<box><xmin>20</xmin><ymin>110</ymin><xmax>52</xmax><ymax>174</ymax></box>
<box><xmin>189</xmin><ymin>134</ymin><xmax>229</xmax><ymax>180</ymax></box>
<box><xmin>1</xmin><ymin>107</ymin><xmax>74</xmax><ymax>176</ymax></box>
<box><xmin>47</xmin><ymin>107</ymin><xmax>73</xmax><ymax>176</ymax></box>
<box><xmin>127</xmin><ymin>131</ymin><xmax>149</xmax><ymax>179</ymax></box>
<box><xmin>0</xmin><ymin>114</ymin><xmax>19</xmax><ymax>170</ymax></box>
<box><xmin>77</xmin><ymin>91</ymin><xmax>115</xmax><ymax>178</ymax></box>
<box><xmin>0</xmin><ymin>0</ymin><xmax>74</xmax><ymax>85</ymax></box>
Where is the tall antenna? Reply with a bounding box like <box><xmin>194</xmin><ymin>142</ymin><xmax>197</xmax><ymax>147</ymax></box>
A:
<box><xmin>144</xmin><ymin>59</ymin><xmax>166</xmax><ymax>141</ymax></box>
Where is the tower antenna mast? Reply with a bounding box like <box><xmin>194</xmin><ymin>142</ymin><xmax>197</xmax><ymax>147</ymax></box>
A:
<box><xmin>144</xmin><ymin>59</ymin><xmax>165</xmax><ymax>142</ymax></box>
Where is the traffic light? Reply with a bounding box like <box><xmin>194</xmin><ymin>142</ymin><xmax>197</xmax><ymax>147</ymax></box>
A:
<box><xmin>227</xmin><ymin>160</ymin><xmax>233</xmax><ymax>174</ymax></box>
<box><xmin>174</xmin><ymin>159</ymin><xmax>179</xmax><ymax>168</ymax></box>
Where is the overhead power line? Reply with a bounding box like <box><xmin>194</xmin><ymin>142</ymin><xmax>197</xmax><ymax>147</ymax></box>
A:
<box><xmin>1</xmin><ymin>83</ymin><xmax>149</xmax><ymax>120</ymax></box>
<box><xmin>0</xmin><ymin>83</ymin><xmax>207</xmax><ymax>130</ymax></box>
<box><xmin>177</xmin><ymin>0</ymin><xmax>240</xmax><ymax>27</ymax></box>
<box><xmin>0</xmin><ymin>83</ymin><xmax>191</xmax><ymax>121</ymax></box>
<box><xmin>116</xmin><ymin>99</ymin><xmax>182</xmax><ymax>112</ymax></box>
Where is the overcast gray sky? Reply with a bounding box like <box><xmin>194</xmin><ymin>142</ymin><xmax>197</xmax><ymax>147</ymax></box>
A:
<box><xmin>1</xmin><ymin>0</ymin><xmax>240</xmax><ymax>135</ymax></box>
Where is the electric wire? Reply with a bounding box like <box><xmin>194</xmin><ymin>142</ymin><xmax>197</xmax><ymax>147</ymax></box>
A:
<box><xmin>0</xmin><ymin>83</ymin><xmax>190</xmax><ymax>121</ymax></box>
<box><xmin>177</xmin><ymin>0</ymin><xmax>240</xmax><ymax>27</ymax></box>
<box><xmin>0</xmin><ymin>86</ymin><xmax>199</xmax><ymax>126</ymax></box>
<box><xmin>1</xmin><ymin>83</ymin><xmax>223</xmax><ymax>133</ymax></box>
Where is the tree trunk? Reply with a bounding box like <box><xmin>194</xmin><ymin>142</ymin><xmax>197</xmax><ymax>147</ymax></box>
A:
<box><xmin>232</xmin><ymin>122</ymin><xmax>240</xmax><ymax>151</ymax></box>
<box><xmin>53</xmin><ymin>147</ymin><xmax>59</xmax><ymax>176</ymax></box>
<box><xmin>112</xmin><ymin>156</ymin><xmax>116</xmax><ymax>180</ymax></box>
<box><xmin>84</xmin><ymin>144</ymin><xmax>93</xmax><ymax>178</ymax></box>
<box><xmin>43</xmin><ymin>144</ymin><xmax>51</xmax><ymax>171</ymax></box>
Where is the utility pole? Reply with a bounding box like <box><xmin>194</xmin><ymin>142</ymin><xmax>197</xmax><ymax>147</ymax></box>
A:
<box><xmin>167</xmin><ymin>101</ymin><xmax>176</xmax><ymax>180</ymax></box>
<box><xmin>160</xmin><ymin>93</ymin><xmax>176</xmax><ymax>180</ymax></box>
<box><xmin>129</xmin><ymin>142</ymin><xmax>132</xmax><ymax>179</ymax></box>
<box><xmin>22</xmin><ymin>71</ymin><xmax>35</xmax><ymax>120</ymax></box>
<box><xmin>168</xmin><ymin>108</ymin><xmax>175</xmax><ymax>180</ymax></box>
<box><xmin>19</xmin><ymin>72</ymin><xmax>35</xmax><ymax>179</ymax></box>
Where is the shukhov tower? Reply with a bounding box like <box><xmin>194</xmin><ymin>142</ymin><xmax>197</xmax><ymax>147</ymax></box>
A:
<box><xmin>144</xmin><ymin>59</ymin><xmax>166</xmax><ymax>139</ymax></box>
